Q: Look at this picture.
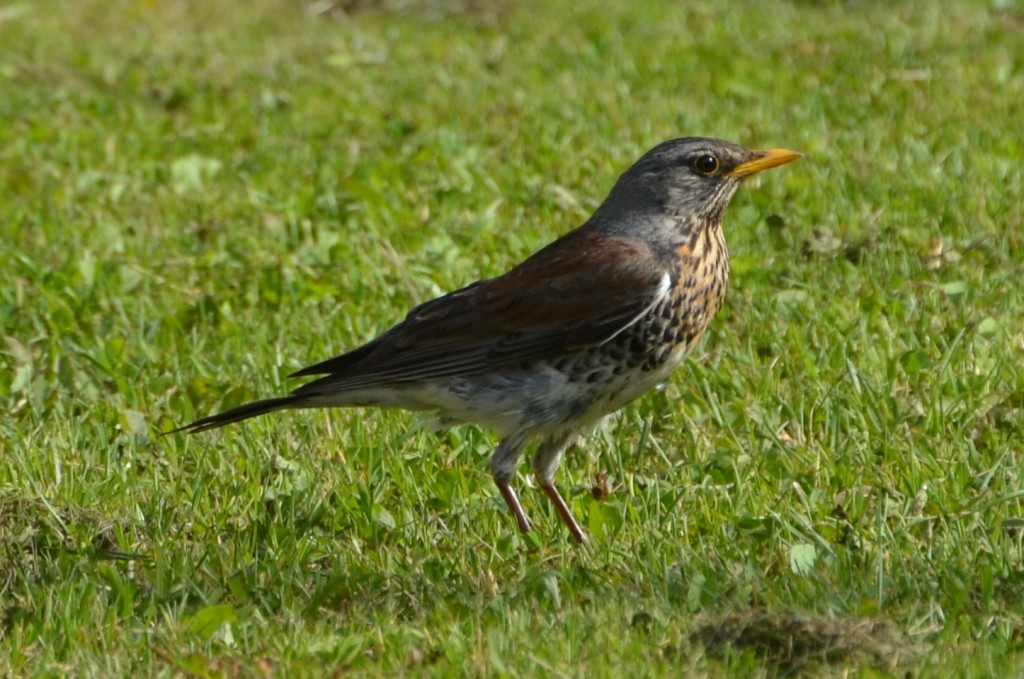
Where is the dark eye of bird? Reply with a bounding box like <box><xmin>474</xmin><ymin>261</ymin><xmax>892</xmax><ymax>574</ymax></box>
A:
<box><xmin>692</xmin><ymin>154</ymin><xmax>720</xmax><ymax>175</ymax></box>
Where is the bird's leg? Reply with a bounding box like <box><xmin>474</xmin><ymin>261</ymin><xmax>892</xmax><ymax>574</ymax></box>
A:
<box><xmin>533</xmin><ymin>434</ymin><xmax>587</xmax><ymax>543</ymax></box>
<box><xmin>497</xmin><ymin>482</ymin><xmax>531</xmax><ymax>534</ymax></box>
<box><xmin>491</xmin><ymin>435</ymin><xmax>531</xmax><ymax>534</ymax></box>
<box><xmin>540</xmin><ymin>484</ymin><xmax>586</xmax><ymax>544</ymax></box>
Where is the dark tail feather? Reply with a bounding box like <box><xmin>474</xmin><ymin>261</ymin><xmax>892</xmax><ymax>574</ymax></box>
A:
<box><xmin>289</xmin><ymin>342</ymin><xmax>376</xmax><ymax>378</ymax></box>
<box><xmin>166</xmin><ymin>396</ymin><xmax>299</xmax><ymax>434</ymax></box>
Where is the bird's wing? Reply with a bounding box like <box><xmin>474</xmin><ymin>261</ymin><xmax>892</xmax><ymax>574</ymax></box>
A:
<box><xmin>290</xmin><ymin>229</ymin><xmax>670</xmax><ymax>394</ymax></box>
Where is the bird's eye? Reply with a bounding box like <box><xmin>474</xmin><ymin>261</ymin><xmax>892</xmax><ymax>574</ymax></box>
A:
<box><xmin>693</xmin><ymin>154</ymin><xmax>720</xmax><ymax>175</ymax></box>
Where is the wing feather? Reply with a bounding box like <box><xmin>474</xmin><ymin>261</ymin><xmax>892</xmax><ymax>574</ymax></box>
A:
<box><xmin>291</xmin><ymin>229</ymin><xmax>670</xmax><ymax>397</ymax></box>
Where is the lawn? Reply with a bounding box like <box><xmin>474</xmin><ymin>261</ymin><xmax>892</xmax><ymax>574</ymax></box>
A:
<box><xmin>2</xmin><ymin>0</ymin><xmax>1023</xmax><ymax>675</ymax></box>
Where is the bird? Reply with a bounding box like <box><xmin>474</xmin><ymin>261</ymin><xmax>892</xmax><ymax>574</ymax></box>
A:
<box><xmin>174</xmin><ymin>137</ymin><xmax>800</xmax><ymax>543</ymax></box>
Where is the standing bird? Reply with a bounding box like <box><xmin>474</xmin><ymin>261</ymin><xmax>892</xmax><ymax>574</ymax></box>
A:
<box><xmin>175</xmin><ymin>137</ymin><xmax>800</xmax><ymax>542</ymax></box>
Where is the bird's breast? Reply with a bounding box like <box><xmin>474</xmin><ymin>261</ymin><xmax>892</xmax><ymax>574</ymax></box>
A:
<box><xmin>664</xmin><ymin>222</ymin><xmax>730</xmax><ymax>342</ymax></box>
<box><xmin>569</xmin><ymin>239</ymin><xmax>729</xmax><ymax>405</ymax></box>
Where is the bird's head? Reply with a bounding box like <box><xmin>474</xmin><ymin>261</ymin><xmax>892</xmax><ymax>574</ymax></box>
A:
<box><xmin>595</xmin><ymin>137</ymin><xmax>801</xmax><ymax>229</ymax></box>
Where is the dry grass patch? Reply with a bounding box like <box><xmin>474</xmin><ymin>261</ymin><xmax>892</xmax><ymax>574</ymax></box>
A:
<box><xmin>689</xmin><ymin>610</ymin><xmax>922</xmax><ymax>675</ymax></box>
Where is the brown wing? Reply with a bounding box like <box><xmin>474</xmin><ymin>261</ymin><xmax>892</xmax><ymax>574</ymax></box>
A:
<box><xmin>290</xmin><ymin>229</ymin><xmax>670</xmax><ymax>395</ymax></box>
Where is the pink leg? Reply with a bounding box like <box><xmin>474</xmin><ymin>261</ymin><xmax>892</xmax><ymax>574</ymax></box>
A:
<box><xmin>496</xmin><ymin>480</ymin><xmax>532</xmax><ymax>534</ymax></box>
<box><xmin>540</xmin><ymin>483</ymin><xmax>587</xmax><ymax>543</ymax></box>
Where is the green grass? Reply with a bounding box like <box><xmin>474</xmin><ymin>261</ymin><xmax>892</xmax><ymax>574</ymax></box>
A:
<box><xmin>2</xmin><ymin>0</ymin><xmax>1024</xmax><ymax>675</ymax></box>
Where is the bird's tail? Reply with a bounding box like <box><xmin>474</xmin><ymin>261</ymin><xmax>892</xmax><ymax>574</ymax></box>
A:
<box><xmin>167</xmin><ymin>396</ymin><xmax>300</xmax><ymax>434</ymax></box>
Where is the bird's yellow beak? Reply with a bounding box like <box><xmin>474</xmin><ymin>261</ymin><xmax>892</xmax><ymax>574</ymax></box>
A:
<box><xmin>729</xmin><ymin>148</ymin><xmax>802</xmax><ymax>178</ymax></box>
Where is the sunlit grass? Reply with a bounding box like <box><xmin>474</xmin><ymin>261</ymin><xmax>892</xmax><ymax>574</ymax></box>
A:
<box><xmin>1</xmin><ymin>0</ymin><xmax>1023</xmax><ymax>675</ymax></box>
